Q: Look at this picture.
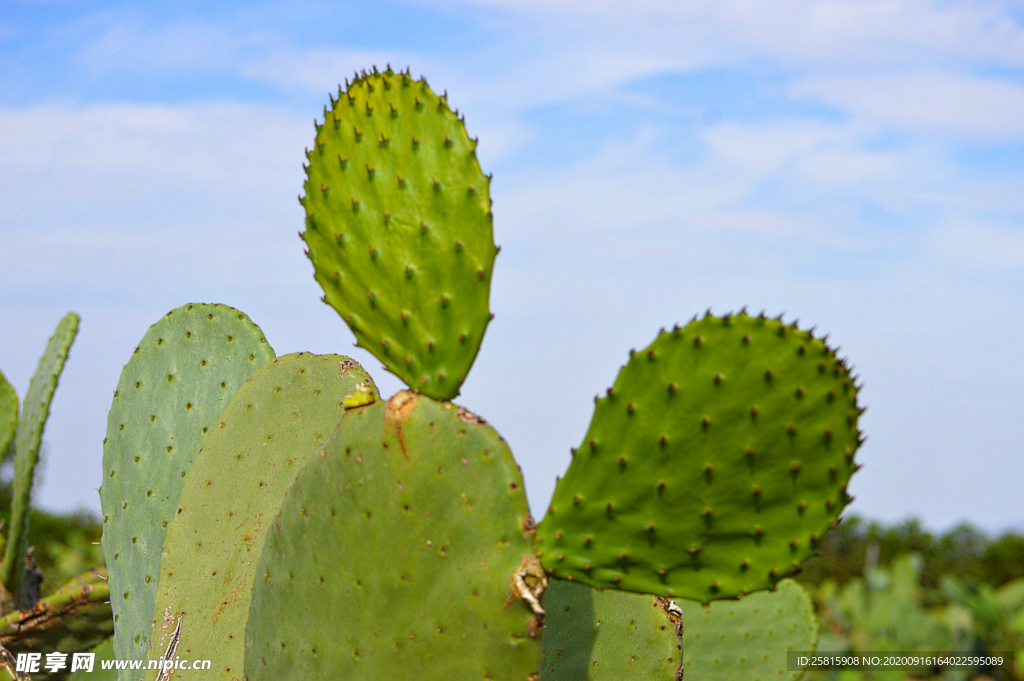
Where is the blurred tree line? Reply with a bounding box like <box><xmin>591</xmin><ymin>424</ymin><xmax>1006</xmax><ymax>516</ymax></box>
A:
<box><xmin>799</xmin><ymin>515</ymin><xmax>1024</xmax><ymax>591</ymax></box>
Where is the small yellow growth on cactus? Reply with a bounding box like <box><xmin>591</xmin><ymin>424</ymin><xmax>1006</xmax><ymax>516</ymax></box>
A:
<box><xmin>343</xmin><ymin>382</ymin><xmax>377</xmax><ymax>409</ymax></box>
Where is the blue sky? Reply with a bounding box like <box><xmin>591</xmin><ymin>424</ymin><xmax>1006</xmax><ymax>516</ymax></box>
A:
<box><xmin>1</xmin><ymin>0</ymin><xmax>1023</xmax><ymax>533</ymax></box>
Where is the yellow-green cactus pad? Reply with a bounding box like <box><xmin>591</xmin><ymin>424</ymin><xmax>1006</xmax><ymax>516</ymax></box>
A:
<box><xmin>682</xmin><ymin>579</ymin><xmax>817</xmax><ymax>681</ymax></box>
<box><xmin>536</xmin><ymin>312</ymin><xmax>863</xmax><ymax>602</ymax></box>
<box><xmin>540</xmin><ymin>578</ymin><xmax>683</xmax><ymax>680</ymax></box>
<box><xmin>245</xmin><ymin>393</ymin><xmax>541</xmax><ymax>680</ymax></box>
<box><xmin>301</xmin><ymin>67</ymin><xmax>496</xmax><ymax>400</ymax></box>
<box><xmin>142</xmin><ymin>353</ymin><xmax>377</xmax><ymax>681</ymax></box>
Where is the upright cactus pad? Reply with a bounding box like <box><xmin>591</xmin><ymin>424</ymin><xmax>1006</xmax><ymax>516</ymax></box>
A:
<box><xmin>1</xmin><ymin>312</ymin><xmax>79</xmax><ymax>593</ymax></box>
<box><xmin>144</xmin><ymin>353</ymin><xmax>377</xmax><ymax>681</ymax></box>
<box><xmin>100</xmin><ymin>303</ymin><xmax>275</xmax><ymax>666</ymax></box>
<box><xmin>535</xmin><ymin>311</ymin><xmax>863</xmax><ymax>602</ymax></box>
<box><xmin>682</xmin><ymin>579</ymin><xmax>817</xmax><ymax>681</ymax></box>
<box><xmin>0</xmin><ymin>370</ymin><xmax>16</xmax><ymax>461</ymax></box>
<box><xmin>244</xmin><ymin>393</ymin><xmax>541</xmax><ymax>680</ymax></box>
<box><xmin>301</xmin><ymin>67</ymin><xmax>496</xmax><ymax>400</ymax></box>
<box><xmin>540</xmin><ymin>579</ymin><xmax>683</xmax><ymax>681</ymax></box>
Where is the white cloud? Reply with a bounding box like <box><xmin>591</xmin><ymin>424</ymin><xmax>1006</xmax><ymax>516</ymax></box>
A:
<box><xmin>0</xmin><ymin>101</ymin><xmax>308</xmax><ymax>216</ymax></box>
<box><xmin>932</xmin><ymin>219</ymin><xmax>1024</xmax><ymax>269</ymax></box>
<box><xmin>443</xmin><ymin>0</ymin><xmax>1024</xmax><ymax>70</ymax></box>
<box><xmin>789</xmin><ymin>72</ymin><xmax>1024</xmax><ymax>141</ymax></box>
<box><xmin>242</xmin><ymin>49</ymin><xmax>426</xmax><ymax>94</ymax></box>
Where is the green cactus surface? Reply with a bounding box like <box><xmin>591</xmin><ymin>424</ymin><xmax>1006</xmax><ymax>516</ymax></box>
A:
<box><xmin>0</xmin><ymin>370</ymin><xmax>16</xmax><ymax>462</ymax></box>
<box><xmin>540</xmin><ymin>579</ymin><xmax>683</xmax><ymax>681</ymax></box>
<box><xmin>100</xmin><ymin>303</ymin><xmax>275</xmax><ymax>667</ymax></box>
<box><xmin>535</xmin><ymin>311</ymin><xmax>863</xmax><ymax>602</ymax></box>
<box><xmin>682</xmin><ymin>579</ymin><xmax>817</xmax><ymax>681</ymax></box>
<box><xmin>301</xmin><ymin>67</ymin><xmax>496</xmax><ymax>400</ymax></box>
<box><xmin>244</xmin><ymin>392</ymin><xmax>541</xmax><ymax>680</ymax></box>
<box><xmin>143</xmin><ymin>353</ymin><xmax>377</xmax><ymax>681</ymax></box>
<box><xmin>1</xmin><ymin>312</ymin><xmax>80</xmax><ymax>594</ymax></box>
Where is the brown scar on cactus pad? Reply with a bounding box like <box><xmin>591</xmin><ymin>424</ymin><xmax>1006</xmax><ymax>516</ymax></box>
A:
<box><xmin>509</xmin><ymin>555</ymin><xmax>548</xmax><ymax>626</ymax></box>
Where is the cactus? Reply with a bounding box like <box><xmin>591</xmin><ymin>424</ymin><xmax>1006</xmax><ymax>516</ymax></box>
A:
<box><xmin>41</xmin><ymin>67</ymin><xmax>871</xmax><ymax>681</ymax></box>
<box><xmin>535</xmin><ymin>312</ymin><xmax>862</xmax><ymax>602</ymax></box>
<box><xmin>301</xmin><ymin>67</ymin><xmax>496</xmax><ymax>400</ymax></box>
<box><xmin>244</xmin><ymin>392</ymin><xmax>541</xmax><ymax>680</ymax></box>
<box><xmin>142</xmin><ymin>353</ymin><xmax>377</xmax><ymax>680</ymax></box>
<box><xmin>1</xmin><ymin>312</ymin><xmax>80</xmax><ymax>600</ymax></box>
<box><xmin>99</xmin><ymin>303</ymin><xmax>275</xmax><ymax>666</ymax></box>
<box><xmin>681</xmin><ymin>578</ymin><xmax>817</xmax><ymax>681</ymax></box>
<box><xmin>0</xmin><ymin>569</ymin><xmax>111</xmax><ymax>658</ymax></box>
<box><xmin>539</xmin><ymin>579</ymin><xmax>684</xmax><ymax>680</ymax></box>
<box><xmin>0</xmin><ymin>371</ymin><xmax>16</xmax><ymax>463</ymax></box>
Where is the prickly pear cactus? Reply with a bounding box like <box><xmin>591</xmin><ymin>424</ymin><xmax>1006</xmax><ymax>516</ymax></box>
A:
<box><xmin>301</xmin><ymin>67</ymin><xmax>496</xmax><ymax>400</ymax></box>
<box><xmin>143</xmin><ymin>353</ymin><xmax>377</xmax><ymax>681</ymax></box>
<box><xmin>682</xmin><ymin>579</ymin><xmax>817</xmax><ymax>681</ymax></box>
<box><xmin>100</xmin><ymin>303</ymin><xmax>275</xmax><ymax>667</ymax></box>
<box><xmin>244</xmin><ymin>393</ymin><xmax>541</xmax><ymax>680</ymax></box>
<box><xmin>540</xmin><ymin>579</ymin><xmax>683</xmax><ymax>681</ymax></box>
<box><xmin>0</xmin><ymin>370</ymin><xmax>16</xmax><ymax>461</ymax></box>
<box><xmin>0</xmin><ymin>568</ymin><xmax>112</xmax><ymax>658</ymax></box>
<box><xmin>1</xmin><ymin>312</ymin><xmax>80</xmax><ymax>594</ymax></box>
<box><xmin>535</xmin><ymin>311</ymin><xmax>863</xmax><ymax>602</ymax></box>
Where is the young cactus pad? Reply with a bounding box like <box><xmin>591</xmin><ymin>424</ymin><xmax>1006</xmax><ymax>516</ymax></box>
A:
<box><xmin>143</xmin><ymin>353</ymin><xmax>377</xmax><ymax>681</ymax></box>
<box><xmin>1</xmin><ymin>312</ymin><xmax>79</xmax><ymax>594</ymax></box>
<box><xmin>540</xmin><ymin>579</ymin><xmax>683</xmax><ymax>681</ymax></box>
<box><xmin>301</xmin><ymin>67</ymin><xmax>496</xmax><ymax>400</ymax></box>
<box><xmin>682</xmin><ymin>578</ymin><xmax>817</xmax><ymax>681</ymax></box>
<box><xmin>0</xmin><ymin>369</ymin><xmax>16</xmax><ymax>462</ymax></box>
<box><xmin>535</xmin><ymin>311</ymin><xmax>863</xmax><ymax>602</ymax></box>
<box><xmin>244</xmin><ymin>393</ymin><xmax>541</xmax><ymax>681</ymax></box>
<box><xmin>100</xmin><ymin>303</ymin><xmax>275</xmax><ymax>666</ymax></box>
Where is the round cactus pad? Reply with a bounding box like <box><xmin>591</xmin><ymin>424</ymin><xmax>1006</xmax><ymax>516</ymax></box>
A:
<box><xmin>100</xmin><ymin>303</ymin><xmax>274</xmax><ymax>666</ymax></box>
<box><xmin>540</xmin><ymin>578</ymin><xmax>683</xmax><ymax>681</ymax></box>
<box><xmin>244</xmin><ymin>393</ymin><xmax>541</xmax><ymax>680</ymax></box>
<box><xmin>301</xmin><ymin>67</ymin><xmax>496</xmax><ymax>400</ymax></box>
<box><xmin>535</xmin><ymin>312</ymin><xmax>863</xmax><ymax>602</ymax></box>
<box><xmin>142</xmin><ymin>353</ymin><xmax>377</xmax><ymax>681</ymax></box>
<box><xmin>683</xmin><ymin>579</ymin><xmax>817</xmax><ymax>681</ymax></box>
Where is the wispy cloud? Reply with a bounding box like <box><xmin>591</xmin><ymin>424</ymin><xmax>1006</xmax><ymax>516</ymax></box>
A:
<box><xmin>790</xmin><ymin>72</ymin><xmax>1024</xmax><ymax>141</ymax></box>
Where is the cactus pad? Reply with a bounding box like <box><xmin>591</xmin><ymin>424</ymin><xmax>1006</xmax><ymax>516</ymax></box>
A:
<box><xmin>244</xmin><ymin>393</ymin><xmax>541</xmax><ymax>680</ymax></box>
<box><xmin>682</xmin><ymin>579</ymin><xmax>817</xmax><ymax>681</ymax></box>
<box><xmin>540</xmin><ymin>579</ymin><xmax>683</xmax><ymax>681</ymax></box>
<box><xmin>535</xmin><ymin>311</ymin><xmax>863</xmax><ymax>602</ymax></box>
<box><xmin>1</xmin><ymin>312</ymin><xmax>79</xmax><ymax>592</ymax></box>
<box><xmin>143</xmin><ymin>353</ymin><xmax>377</xmax><ymax>681</ymax></box>
<box><xmin>100</xmin><ymin>303</ymin><xmax>275</xmax><ymax>666</ymax></box>
<box><xmin>0</xmin><ymin>369</ymin><xmax>16</xmax><ymax>462</ymax></box>
<box><xmin>301</xmin><ymin>67</ymin><xmax>496</xmax><ymax>400</ymax></box>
